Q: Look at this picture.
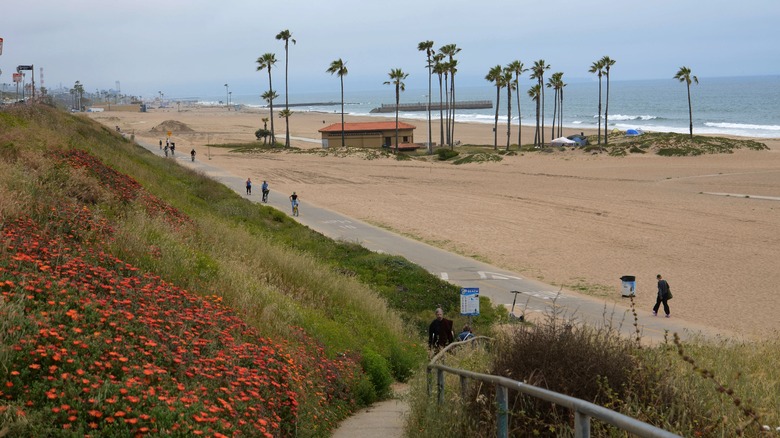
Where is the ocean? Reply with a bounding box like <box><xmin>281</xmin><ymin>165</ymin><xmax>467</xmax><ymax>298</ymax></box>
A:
<box><xmin>201</xmin><ymin>75</ymin><xmax>780</xmax><ymax>139</ymax></box>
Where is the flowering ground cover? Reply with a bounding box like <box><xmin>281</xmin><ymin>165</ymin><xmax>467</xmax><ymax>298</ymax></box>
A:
<box><xmin>0</xmin><ymin>150</ymin><xmax>364</xmax><ymax>436</ymax></box>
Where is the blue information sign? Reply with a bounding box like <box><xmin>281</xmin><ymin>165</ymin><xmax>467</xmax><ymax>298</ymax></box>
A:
<box><xmin>460</xmin><ymin>287</ymin><xmax>480</xmax><ymax>316</ymax></box>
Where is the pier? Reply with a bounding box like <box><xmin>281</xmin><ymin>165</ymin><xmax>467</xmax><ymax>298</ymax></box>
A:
<box><xmin>369</xmin><ymin>100</ymin><xmax>492</xmax><ymax>113</ymax></box>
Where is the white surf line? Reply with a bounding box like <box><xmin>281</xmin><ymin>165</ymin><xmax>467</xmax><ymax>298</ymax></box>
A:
<box><xmin>703</xmin><ymin>192</ymin><xmax>780</xmax><ymax>201</ymax></box>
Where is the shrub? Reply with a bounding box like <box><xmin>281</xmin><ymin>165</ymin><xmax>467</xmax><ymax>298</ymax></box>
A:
<box><xmin>436</xmin><ymin>148</ymin><xmax>459</xmax><ymax>161</ymax></box>
<box><xmin>361</xmin><ymin>349</ymin><xmax>393</xmax><ymax>400</ymax></box>
<box><xmin>387</xmin><ymin>340</ymin><xmax>422</xmax><ymax>382</ymax></box>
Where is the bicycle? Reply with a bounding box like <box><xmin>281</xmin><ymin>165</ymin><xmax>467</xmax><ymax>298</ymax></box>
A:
<box><xmin>262</xmin><ymin>189</ymin><xmax>269</xmax><ymax>203</ymax></box>
<box><xmin>291</xmin><ymin>201</ymin><xmax>299</xmax><ymax>217</ymax></box>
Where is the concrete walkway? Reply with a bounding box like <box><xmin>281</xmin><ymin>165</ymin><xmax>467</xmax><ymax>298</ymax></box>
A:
<box><xmin>331</xmin><ymin>384</ymin><xmax>409</xmax><ymax>438</ymax></box>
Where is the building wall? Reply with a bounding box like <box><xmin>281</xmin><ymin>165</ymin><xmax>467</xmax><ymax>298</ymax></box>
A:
<box><xmin>322</xmin><ymin>129</ymin><xmax>414</xmax><ymax>148</ymax></box>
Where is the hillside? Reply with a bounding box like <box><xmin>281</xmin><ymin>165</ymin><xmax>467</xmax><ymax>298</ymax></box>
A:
<box><xmin>0</xmin><ymin>104</ymin><xmax>499</xmax><ymax>436</ymax></box>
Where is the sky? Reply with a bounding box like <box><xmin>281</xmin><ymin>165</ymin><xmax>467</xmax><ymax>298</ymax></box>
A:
<box><xmin>2</xmin><ymin>0</ymin><xmax>779</xmax><ymax>99</ymax></box>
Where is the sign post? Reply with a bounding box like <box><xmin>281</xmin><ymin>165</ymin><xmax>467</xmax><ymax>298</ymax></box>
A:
<box><xmin>16</xmin><ymin>65</ymin><xmax>34</xmax><ymax>99</ymax></box>
<box><xmin>460</xmin><ymin>287</ymin><xmax>480</xmax><ymax>327</ymax></box>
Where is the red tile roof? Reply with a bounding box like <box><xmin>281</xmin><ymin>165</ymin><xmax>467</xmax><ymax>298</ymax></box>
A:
<box><xmin>319</xmin><ymin>121</ymin><xmax>416</xmax><ymax>133</ymax></box>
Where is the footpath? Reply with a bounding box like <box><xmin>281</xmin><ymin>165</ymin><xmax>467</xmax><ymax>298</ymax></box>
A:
<box><xmin>331</xmin><ymin>384</ymin><xmax>409</xmax><ymax>437</ymax></box>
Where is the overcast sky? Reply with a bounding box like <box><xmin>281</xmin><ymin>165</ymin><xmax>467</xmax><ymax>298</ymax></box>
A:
<box><xmin>2</xmin><ymin>0</ymin><xmax>778</xmax><ymax>98</ymax></box>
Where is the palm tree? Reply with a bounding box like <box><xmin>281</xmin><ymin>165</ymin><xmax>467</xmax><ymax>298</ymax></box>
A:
<box><xmin>418</xmin><ymin>40</ymin><xmax>435</xmax><ymax>154</ymax></box>
<box><xmin>530</xmin><ymin>60</ymin><xmax>550</xmax><ymax>146</ymax></box>
<box><xmin>502</xmin><ymin>68</ymin><xmax>515</xmax><ymax>151</ymax></box>
<box><xmin>261</xmin><ymin>117</ymin><xmax>270</xmax><ymax>144</ymax></box>
<box><xmin>589</xmin><ymin>59</ymin><xmax>605</xmax><ymax>144</ymax></box>
<box><xmin>383</xmin><ymin>68</ymin><xmax>409</xmax><ymax>153</ymax></box>
<box><xmin>275</xmin><ymin>30</ymin><xmax>295</xmax><ymax>148</ymax></box>
<box><xmin>278</xmin><ymin>108</ymin><xmax>293</xmax><ymax>142</ymax></box>
<box><xmin>256</xmin><ymin>53</ymin><xmax>277</xmax><ymax>145</ymax></box>
<box><xmin>73</xmin><ymin>81</ymin><xmax>84</xmax><ymax>111</ymax></box>
<box><xmin>674</xmin><ymin>66</ymin><xmax>699</xmax><ymax>138</ymax></box>
<box><xmin>485</xmin><ymin>65</ymin><xmax>504</xmax><ymax>151</ymax></box>
<box><xmin>528</xmin><ymin>84</ymin><xmax>541</xmax><ymax>147</ymax></box>
<box><xmin>439</xmin><ymin>60</ymin><xmax>450</xmax><ymax>146</ymax></box>
<box><xmin>546</xmin><ymin>72</ymin><xmax>564</xmax><ymax>140</ymax></box>
<box><xmin>260</xmin><ymin>90</ymin><xmax>278</xmax><ymax>146</ymax></box>
<box><xmin>440</xmin><ymin>44</ymin><xmax>461</xmax><ymax>147</ymax></box>
<box><xmin>600</xmin><ymin>56</ymin><xmax>616</xmax><ymax>145</ymax></box>
<box><xmin>432</xmin><ymin>54</ymin><xmax>446</xmax><ymax>147</ymax></box>
<box><xmin>326</xmin><ymin>58</ymin><xmax>348</xmax><ymax>147</ymax></box>
<box><xmin>508</xmin><ymin>60</ymin><xmax>527</xmax><ymax>147</ymax></box>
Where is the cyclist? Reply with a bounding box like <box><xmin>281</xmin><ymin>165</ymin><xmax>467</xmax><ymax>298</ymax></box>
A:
<box><xmin>261</xmin><ymin>180</ymin><xmax>269</xmax><ymax>203</ymax></box>
<box><xmin>289</xmin><ymin>192</ymin><xmax>299</xmax><ymax>216</ymax></box>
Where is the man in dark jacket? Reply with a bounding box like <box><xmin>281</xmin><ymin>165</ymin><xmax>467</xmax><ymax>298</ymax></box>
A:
<box><xmin>653</xmin><ymin>274</ymin><xmax>671</xmax><ymax>318</ymax></box>
<box><xmin>428</xmin><ymin>307</ymin><xmax>454</xmax><ymax>351</ymax></box>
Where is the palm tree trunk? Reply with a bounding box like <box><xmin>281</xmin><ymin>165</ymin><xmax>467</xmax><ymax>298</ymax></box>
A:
<box><xmin>427</xmin><ymin>61</ymin><xmax>432</xmax><ymax>154</ymax></box>
<box><xmin>340</xmin><ymin>76</ymin><xmax>345</xmax><ymax>147</ymax></box>
<box><xmin>516</xmin><ymin>82</ymin><xmax>522</xmax><ymax>148</ymax></box>
<box><xmin>597</xmin><ymin>78</ymin><xmax>602</xmax><ymax>145</ymax></box>
<box><xmin>540</xmin><ymin>78</ymin><xmax>545</xmax><ymax>146</ymax></box>
<box><xmin>559</xmin><ymin>88</ymin><xmax>564</xmax><ymax>137</ymax></box>
<box><xmin>268</xmin><ymin>72</ymin><xmax>275</xmax><ymax>145</ymax></box>
<box><xmin>493</xmin><ymin>86</ymin><xmax>500</xmax><ymax>151</ymax></box>
<box><xmin>550</xmin><ymin>89</ymin><xmax>558</xmax><ymax>141</ymax></box>
<box><xmin>395</xmin><ymin>85</ymin><xmax>400</xmax><ymax>152</ymax></box>
<box><xmin>604</xmin><ymin>75</ymin><xmax>610</xmax><ymax>145</ymax></box>
<box><xmin>450</xmin><ymin>73</ymin><xmax>456</xmax><ymax>147</ymax></box>
<box><xmin>284</xmin><ymin>45</ymin><xmax>290</xmax><ymax>148</ymax></box>
<box><xmin>687</xmin><ymin>83</ymin><xmax>694</xmax><ymax>138</ymax></box>
<box><xmin>438</xmin><ymin>75</ymin><xmax>444</xmax><ymax>147</ymax></box>
<box><xmin>506</xmin><ymin>86</ymin><xmax>512</xmax><ymax>151</ymax></box>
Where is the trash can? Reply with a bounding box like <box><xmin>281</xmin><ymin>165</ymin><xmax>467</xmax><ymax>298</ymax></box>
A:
<box><xmin>620</xmin><ymin>275</ymin><xmax>636</xmax><ymax>297</ymax></box>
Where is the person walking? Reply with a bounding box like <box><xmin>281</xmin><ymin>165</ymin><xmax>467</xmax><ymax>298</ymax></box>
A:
<box><xmin>289</xmin><ymin>192</ymin><xmax>299</xmax><ymax>216</ymax></box>
<box><xmin>261</xmin><ymin>180</ymin><xmax>269</xmax><ymax>203</ymax></box>
<box><xmin>653</xmin><ymin>274</ymin><xmax>672</xmax><ymax>317</ymax></box>
<box><xmin>190</xmin><ymin>148</ymin><xmax>196</xmax><ymax>162</ymax></box>
<box><xmin>457</xmin><ymin>324</ymin><xmax>474</xmax><ymax>341</ymax></box>
<box><xmin>245</xmin><ymin>178</ymin><xmax>252</xmax><ymax>195</ymax></box>
<box><xmin>428</xmin><ymin>307</ymin><xmax>454</xmax><ymax>352</ymax></box>
<box><xmin>159</xmin><ymin>139</ymin><xmax>162</xmax><ymax>150</ymax></box>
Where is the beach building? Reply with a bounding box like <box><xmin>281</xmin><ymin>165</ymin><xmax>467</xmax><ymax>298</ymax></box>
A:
<box><xmin>318</xmin><ymin>121</ymin><xmax>417</xmax><ymax>149</ymax></box>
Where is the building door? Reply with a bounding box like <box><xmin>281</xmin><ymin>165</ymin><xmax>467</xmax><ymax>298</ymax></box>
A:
<box><xmin>384</xmin><ymin>137</ymin><xmax>391</xmax><ymax>148</ymax></box>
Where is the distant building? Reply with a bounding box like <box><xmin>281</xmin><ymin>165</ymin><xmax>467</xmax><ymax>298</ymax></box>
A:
<box><xmin>318</xmin><ymin>121</ymin><xmax>417</xmax><ymax>149</ymax></box>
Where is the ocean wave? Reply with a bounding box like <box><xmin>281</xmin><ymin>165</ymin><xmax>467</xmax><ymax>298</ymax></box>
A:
<box><xmin>704</xmin><ymin>122</ymin><xmax>780</xmax><ymax>132</ymax></box>
<box><xmin>605</xmin><ymin>114</ymin><xmax>658</xmax><ymax>121</ymax></box>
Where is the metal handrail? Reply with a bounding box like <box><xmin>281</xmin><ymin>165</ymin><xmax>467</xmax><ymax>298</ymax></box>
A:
<box><xmin>427</xmin><ymin>337</ymin><xmax>680</xmax><ymax>438</ymax></box>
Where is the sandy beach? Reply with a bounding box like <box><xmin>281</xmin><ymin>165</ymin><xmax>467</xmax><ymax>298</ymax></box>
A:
<box><xmin>89</xmin><ymin>105</ymin><xmax>780</xmax><ymax>339</ymax></box>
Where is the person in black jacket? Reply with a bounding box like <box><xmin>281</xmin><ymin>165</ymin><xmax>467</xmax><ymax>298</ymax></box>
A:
<box><xmin>653</xmin><ymin>274</ymin><xmax>671</xmax><ymax>317</ymax></box>
<box><xmin>428</xmin><ymin>307</ymin><xmax>454</xmax><ymax>352</ymax></box>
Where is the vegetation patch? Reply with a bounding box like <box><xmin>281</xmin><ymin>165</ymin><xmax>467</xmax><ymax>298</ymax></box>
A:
<box><xmin>452</xmin><ymin>152</ymin><xmax>503</xmax><ymax>165</ymax></box>
<box><xmin>436</xmin><ymin>148</ymin><xmax>459</xmax><ymax>161</ymax></box>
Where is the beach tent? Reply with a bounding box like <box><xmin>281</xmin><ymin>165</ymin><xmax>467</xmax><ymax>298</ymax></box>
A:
<box><xmin>567</xmin><ymin>134</ymin><xmax>589</xmax><ymax>146</ymax></box>
<box><xmin>625</xmin><ymin>129</ymin><xmax>642</xmax><ymax>137</ymax></box>
<box><xmin>551</xmin><ymin>137</ymin><xmax>576</xmax><ymax>147</ymax></box>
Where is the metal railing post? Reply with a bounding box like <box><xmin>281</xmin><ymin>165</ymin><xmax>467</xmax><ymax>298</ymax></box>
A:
<box><xmin>574</xmin><ymin>410</ymin><xmax>591</xmax><ymax>438</ymax></box>
<box><xmin>437</xmin><ymin>369</ymin><xmax>445</xmax><ymax>405</ymax></box>
<box><xmin>426</xmin><ymin>367</ymin><xmax>432</xmax><ymax>396</ymax></box>
<box><xmin>496</xmin><ymin>385</ymin><xmax>508</xmax><ymax>438</ymax></box>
